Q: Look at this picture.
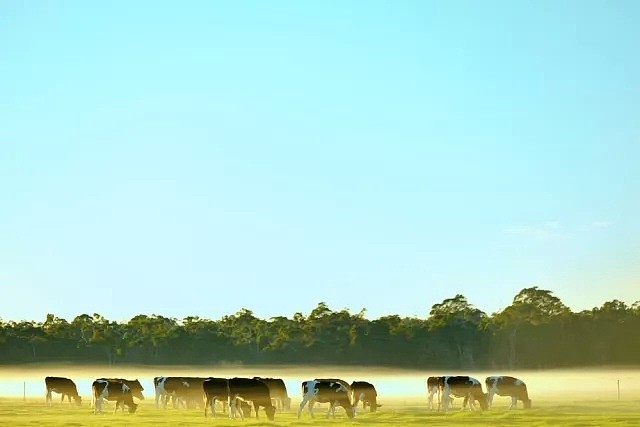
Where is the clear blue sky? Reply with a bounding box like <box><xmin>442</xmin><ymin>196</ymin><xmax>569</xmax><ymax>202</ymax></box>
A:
<box><xmin>1</xmin><ymin>1</ymin><xmax>638</xmax><ymax>322</ymax></box>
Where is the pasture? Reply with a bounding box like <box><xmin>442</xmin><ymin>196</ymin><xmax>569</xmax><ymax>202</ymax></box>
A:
<box><xmin>2</xmin><ymin>398</ymin><xmax>640</xmax><ymax>426</ymax></box>
<box><xmin>1</xmin><ymin>366</ymin><xmax>640</xmax><ymax>426</ymax></box>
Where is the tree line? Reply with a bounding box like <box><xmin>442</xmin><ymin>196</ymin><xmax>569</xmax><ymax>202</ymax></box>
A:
<box><xmin>1</xmin><ymin>287</ymin><xmax>638</xmax><ymax>369</ymax></box>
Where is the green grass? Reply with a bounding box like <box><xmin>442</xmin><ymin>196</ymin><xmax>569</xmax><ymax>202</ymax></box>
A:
<box><xmin>2</xmin><ymin>398</ymin><xmax>640</xmax><ymax>426</ymax></box>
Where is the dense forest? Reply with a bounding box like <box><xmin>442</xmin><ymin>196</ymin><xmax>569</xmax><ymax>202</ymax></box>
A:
<box><xmin>1</xmin><ymin>287</ymin><xmax>638</xmax><ymax>369</ymax></box>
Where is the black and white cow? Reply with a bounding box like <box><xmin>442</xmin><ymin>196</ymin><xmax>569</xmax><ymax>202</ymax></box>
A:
<box><xmin>253</xmin><ymin>377</ymin><xmax>291</xmax><ymax>411</ymax></box>
<box><xmin>202</xmin><ymin>377</ymin><xmax>246</xmax><ymax>417</ymax></box>
<box><xmin>485</xmin><ymin>376</ymin><xmax>532</xmax><ymax>409</ymax></box>
<box><xmin>182</xmin><ymin>377</ymin><xmax>207</xmax><ymax>409</ymax></box>
<box><xmin>350</xmin><ymin>381</ymin><xmax>381</xmax><ymax>414</ymax></box>
<box><xmin>227</xmin><ymin>377</ymin><xmax>276</xmax><ymax>421</ymax></box>
<box><xmin>154</xmin><ymin>376</ymin><xmax>190</xmax><ymax>409</ymax></box>
<box><xmin>426</xmin><ymin>376</ymin><xmax>444</xmax><ymax>411</ymax></box>
<box><xmin>441</xmin><ymin>376</ymin><xmax>488</xmax><ymax>412</ymax></box>
<box><xmin>298</xmin><ymin>380</ymin><xmax>354</xmax><ymax>420</ymax></box>
<box><xmin>92</xmin><ymin>379</ymin><xmax>138</xmax><ymax>414</ymax></box>
<box><xmin>98</xmin><ymin>378</ymin><xmax>144</xmax><ymax>401</ymax></box>
<box><xmin>203</xmin><ymin>377</ymin><xmax>228</xmax><ymax>417</ymax></box>
<box><xmin>44</xmin><ymin>377</ymin><xmax>82</xmax><ymax>407</ymax></box>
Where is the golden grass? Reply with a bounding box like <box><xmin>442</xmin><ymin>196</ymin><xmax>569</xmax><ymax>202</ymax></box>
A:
<box><xmin>2</xmin><ymin>397</ymin><xmax>640</xmax><ymax>426</ymax></box>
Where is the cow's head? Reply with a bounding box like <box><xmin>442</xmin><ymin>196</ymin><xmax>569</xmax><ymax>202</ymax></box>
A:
<box><xmin>73</xmin><ymin>395</ymin><xmax>82</xmax><ymax>406</ymax></box>
<box><xmin>131</xmin><ymin>380</ymin><xmax>145</xmax><ymax>400</ymax></box>
<box><xmin>240</xmin><ymin>401</ymin><xmax>252</xmax><ymax>417</ymax></box>
<box><xmin>265</xmin><ymin>404</ymin><xmax>276</xmax><ymax>421</ymax></box>
<box><xmin>523</xmin><ymin>398</ymin><xmax>532</xmax><ymax>409</ymax></box>
<box><xmin>128</xmin><ymin>402</ymin><xmax>139</xmax><ymax>414</ymax></box>
<box><xmin>475</xmin><ymin>393</ymin><xmax>489</xmax><ymax>410</ymax></box>
<box><xmin>344</xmin><ymin>404</ymin><xmax>355</xmax><ymax>419</ymax></box>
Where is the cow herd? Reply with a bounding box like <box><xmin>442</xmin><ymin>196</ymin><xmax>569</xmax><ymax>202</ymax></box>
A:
<box><xmin>44</xmin><ymin>373</ymin><xmax>532</xmax><ymax>419</ymax></box>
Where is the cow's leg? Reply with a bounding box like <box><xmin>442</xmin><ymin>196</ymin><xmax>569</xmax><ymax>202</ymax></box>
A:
<box><xmin>353</xmin><ymin>394</ymin><xmax>360</xmax><ymax>416</ymax></box>
<box><xmin>442</xmin><ymin>393</ymin><xmax>449</xmax><ymax>412</ymax></box>
<box><xmin>326</xmin><ymin>401</ymin><xmax>335</xmax><ymax>418</ymax></box>
<box><xmin>205</xmin><ymin>396</ymin><xmax>212</xmax><ymax>417</ymax></box>
<box><xmin>510</xmin><ymin>396</ymin><xmax>517</xmax><ymax>409</ymax></box>
<box><xmin>487</xmin><ymin>389</ymin><xmax>494</xmax><ymax>408</ymax></box>
<box><xmin>229</xmin><ymin>397</ymin><xmax>244</xmax><ymax>420</ymax></box>
<box><xmin>308</xmin><ymin>400</ymin><xmax>316</xmax><ymax>418</ymax></box>
<box><xmin>297</xmin><ymin>396</ymin><xmax>310</xmax><ymax>419</ymax></box>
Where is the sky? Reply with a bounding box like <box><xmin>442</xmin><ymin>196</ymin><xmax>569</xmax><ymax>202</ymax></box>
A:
<box><xmin>1</xmin><ymin>1</ymin><xmax>639</xmax><ymax>323</ymax></box>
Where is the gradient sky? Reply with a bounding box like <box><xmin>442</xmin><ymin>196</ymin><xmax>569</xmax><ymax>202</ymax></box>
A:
<box><xmin>1</xmin><ymin>1</ymin><xmax>639</xmax><ymax>323</ymax></box>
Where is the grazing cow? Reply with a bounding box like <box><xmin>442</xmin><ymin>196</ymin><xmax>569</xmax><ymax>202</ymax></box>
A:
<box><xmin>92</xmin><ymin>379</ymin><xmax>138</xmax><ymax>414</ymax></box>
<box><xmin>153</xmin><ymin>376</ymin><xmax>191</xmax><ymax>409</ymax></box>
<box><xmin>180</xmin><ymin>377</ymin><xmax>207</xmax><ymax>409</ymax></box>
<box><xmin>203</xmin><ymin>377</ymin><xmax>228</xmax><ymax>417</ymax></box>
<box><xmin>441</xmin><ymin>376</ymin><xmax>488</xmax><ymax>412</ymax></box>
<box><xmin>298</xmin><ymin>380</ymin><xmax>354</xmax><ymax>420</ymax></box>
<box><xmin>253</xmin><ymin>377</ymin><xmax>291</xmax><ymax>411</ymax></box>
<box><xmin>426</xmin><ymin>376</ymin><xmax>444</xmax><ymax>411</ymax></box>
<box><xmin>485</xmin><ymin>376</ymin><xmax>532</xmax><ymax>409</ymax></box>
<box><xmin>98</xmin><ymin>378</ymin><xmax>144</xmax><ymax>400</ymax></box>
<box><xmin>44</xmin><ymin>377</ymin><xmax>82</xmax><ymax>406</ymax></box>
<box><xmin>351</xmin><ymin>381</ymin><xmax>381</xmax><ymax>414</ymax></box>
<box><xmin>227</xmin><ymin>377</ymin><xmax>276</xmax><ymax>421</ymax></box>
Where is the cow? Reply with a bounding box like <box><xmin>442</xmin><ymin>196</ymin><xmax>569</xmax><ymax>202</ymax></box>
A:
<box><xmin>44</xmin><ymin>377</ymin><xmax>82</xmax><ymax>407</ymax></box>
<box><xmin>441</xmin><ymin>376</ymin><xmax>488</xmax><ymax>412</ymax></box>
<box><xmin>351</xmin><ymin>381</ymin><xmax>381</xmax><ymax>414</ymax></box>
<box><xmin>97</xmin><ymin>378</ymin><xmax>144</xmax><ymax>400</ymax></box>
<box><xmin>202</xmin><ymin>377</ymin><xmax>246</xmax><ymax>417</ymax></box>
<box><xmin>92</xmin><ymin>379</ymin><xmax>138</xmax><ymax>414</ymax></box>
<box><xmin>181</xmin><ymin>377</ymin><xmax>207</xmax><ymax>409</ymax></box>
<box><xmin>203</xmin><ymin>377</ymin><xmax>228</xmax><ymax>417</ymax></box>
<box><xmin>154</xmin><ymin>376</ymin><xmax>190</xmax><ymax>409</ymax></box>
<box><xmin>426</xmin><ymin>376</ymin><xmax>444</xmax><ymax>411</ymax></box>
<box><xmin>485</xmin><ymin>376</ymin><xmax>532</xmax><ymax>409</ymax></box>
<box><xmin>227</xmin><ymin>377</ymin><xmax>276</xmax><ymax>421</ymax></box>
<box><xmin>253</xmin><ymin>377</ymin><xmax>291</xmax><ymax>411</ymax></box>
<box><xmin>298</xmin><ymin>380</ymin><xmax>354</xmax><ymax>420</ymax></box>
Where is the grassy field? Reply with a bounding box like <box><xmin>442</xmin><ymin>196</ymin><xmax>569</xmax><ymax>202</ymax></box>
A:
<box><xmin>2</xmin><ymin>397</ymin><xmax>640</xmax><ymax>426</ymax></box>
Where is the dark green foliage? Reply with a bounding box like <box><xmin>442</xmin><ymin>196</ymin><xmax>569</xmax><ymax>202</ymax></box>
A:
<box><xmin>0</xmin><ymin>288</ymin><xmax>638</xmax><ymax>368</ymax></box>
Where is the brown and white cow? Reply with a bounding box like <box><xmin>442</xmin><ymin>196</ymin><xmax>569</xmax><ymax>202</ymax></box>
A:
<box><xmin>92</xmin><ymin>379</ymin><xmax>138</xmax><ymax>414</ymax></box>
<box><xmin>227</xmin><ymin>377</ymin><xmax>276</xmax><ymax>421</ymax></box>
<box><xmin>45</xmin><ymin>377</ymin><xmax>82</xmax><ymax>407</ymax></box>
<box><xmin>485</xmin><ymin>376</ymin><xmax>532</xmax><ymax>409</ymax></box>
<box><xmin>350</xmin><ymin>381</ymin><xmax>381</xmax><ymax>414</ymax></box>
<box><xmin>298</xmin><ymin>380</ymin><xmax>354</xmax><ymax>419</ymax></box>
<box><xmin>441</xmin><ymin>376</ymin><xmax>487</xmax><ymax>412</ymax></box>
<box><xmin>253</xmin><ymin>377</ymin><xmax>291</xmax><ymax>411</ymax></box>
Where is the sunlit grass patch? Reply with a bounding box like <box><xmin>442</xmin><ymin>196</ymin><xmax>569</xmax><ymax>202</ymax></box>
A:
<box><xmin>2</xmin><ymin>398</ymin><xmax>640</xmax><ymax>426</ymax></box>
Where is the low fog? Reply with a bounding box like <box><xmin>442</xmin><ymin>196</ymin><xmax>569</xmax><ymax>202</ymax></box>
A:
<box><xmin>2</xmin><ymin>364</ymin><xmax>640</xmax><ymax>405</ymax></box>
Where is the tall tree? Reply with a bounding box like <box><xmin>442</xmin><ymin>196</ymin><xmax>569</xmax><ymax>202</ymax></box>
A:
<box><xmin>428</xmin><ymin>294</ymin><xmax>486</xmax><ymax>367</ymax></box>
<box><xmin>492</xmin><ymin>286</ymin><xmax>569</xmax><ymax>368</ymax></box>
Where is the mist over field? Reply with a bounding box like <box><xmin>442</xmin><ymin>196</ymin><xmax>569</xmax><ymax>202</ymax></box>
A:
<box><xmin>3</xmin><ymin>364</ymin><xmax>640</xmax><ymax>401</ymax></box>
<box><xmin>2</xmin><ymin>365</ymin><xmax>640</xmax><ymax>426</ymax></box>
